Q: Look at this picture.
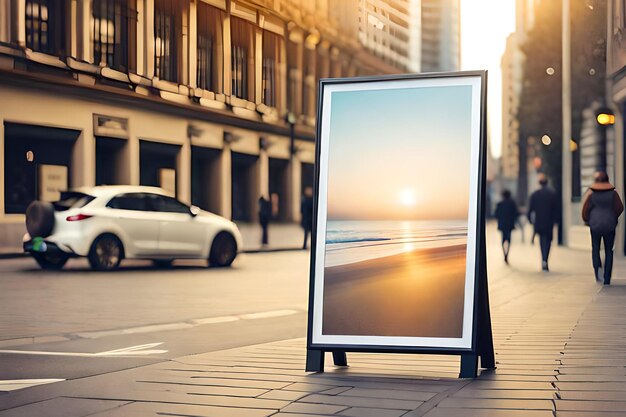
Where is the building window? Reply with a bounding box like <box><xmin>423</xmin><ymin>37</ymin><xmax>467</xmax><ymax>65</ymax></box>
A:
<box><xmin>25</xmin><ymin>0</ymin><xmax>67</xmax><ymax>55</ymax></box>
<box><xmin>197</xmin><ymin>2</ymin><xmax>222</xmax><ymax>92</ymax></box>
<box><xmin>154</xmin><ymin>0</ymin><xmax>184</xmax><ymax>83</ymax></box>
<box><xmin>262</xmin><ymin>30</ymin><xmax>282</xmax><ymax>108</ymax></box>
<box><xmin>92</xmin><ymin>0</ymin><xmax>137</xmax><ymax>72</ymax></box>
<box><xmin>231</xmin><ymin>16</ymin><xmax>254</xmax><ymax>101</ymax></box>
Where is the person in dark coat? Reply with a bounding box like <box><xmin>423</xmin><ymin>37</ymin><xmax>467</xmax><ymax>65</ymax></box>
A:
<box><xmin>301</xmin><ymin>186</ymin><xmax>314</xmax><ymax>250</ymax></box>
<box><xmin>581</xmin><ymin>171</ymin><xmax>624</xmax><ymax>285</ymax></box>
<box><xmin>527</xmin><ymin>174</ymin><xmax>559</xmax><ymax>271</ymax></box>
<box><xmin>494</xmin><ymin>189</ymin><xmax>519</xmax><ymax>264</ymax></box>
<box><xmin>258</xmin><ymin>195</ymin><xmax>271</xmax><ymax>246</ymax></box>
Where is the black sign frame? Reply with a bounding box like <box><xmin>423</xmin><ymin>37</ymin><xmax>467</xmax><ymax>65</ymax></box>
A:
<box><xmin>304</xmin><ymin>71</ymin><xmax>494</xmax><ymax>378</ymax></box>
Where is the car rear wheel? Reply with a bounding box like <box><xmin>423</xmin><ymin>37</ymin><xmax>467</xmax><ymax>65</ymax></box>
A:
<box><xmin>209</xmin><ymin>232</ymin><xmax>237</xmax><ymax>267</ymax></box>
<box><xmin>89</xmin><ymin>234</ymin><xmax>123</xmax><ymax>271</ymax></box>
<box><xmin>32</xmin><ymin>252</ymin><xmax>68</xmax><ymax>270</ymax></box>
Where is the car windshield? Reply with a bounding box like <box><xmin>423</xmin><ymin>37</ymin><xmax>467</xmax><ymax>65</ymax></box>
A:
<box><xmin>53</xmin><ymin>192</ymin><xmax>95</xmax><ymax>211</ymax></box>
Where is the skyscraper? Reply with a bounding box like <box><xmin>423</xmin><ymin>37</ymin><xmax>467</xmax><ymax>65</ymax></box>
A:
<box><xmin>420</xmin><ymin>0</ymin><xmax>460</xmax><ymax>73</ymax></box>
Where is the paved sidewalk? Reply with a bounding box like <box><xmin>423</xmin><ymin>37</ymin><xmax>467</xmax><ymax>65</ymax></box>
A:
<box><xmin>2</xmin><ymin>226</ymin><xmax>626</xmax><ymax>416</ymax></box>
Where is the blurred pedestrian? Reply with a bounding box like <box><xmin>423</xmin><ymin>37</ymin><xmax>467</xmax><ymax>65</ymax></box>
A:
<box><xmin>258</xmin><ymin>195</ymin><xmax>271</xmax><ymax>246</ymax></box>
<box><xmin>494</xmin><ymin>189</ymin><xmax>519</xmax><ymax>264</ymax></box>
<box><xmin>527</xmin><ymin>174</ymin><xmax>559</xmax><ymax>272</ymax></box>
<box><xmin>301</xmin><ymin>186</ymin><xmax>314</xmax><ymax>249</ymax></box>
<box><xmin>581</xmin><ymin>171</ymin><xmax>624</xmax><ymax>285</ymax></box>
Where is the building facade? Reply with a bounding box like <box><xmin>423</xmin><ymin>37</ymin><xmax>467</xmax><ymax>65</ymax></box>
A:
<box><xmin>499</xmin><ymin>0</ymin><xmax>539</xmax><ymax>205</ymax></box>
<box><xmin>358</xmin><ymin>0</ymin><xmax>421</xmax><ymax>72</ymax></box>
<box><xmin>0</xmin><ymin>0</ymin><xmax>405</xmax><ymax>248</ymax></box>
<box><xmin>420</xmin><ymin>0</ymin><xmax>459</xmax><ymax>72</ymax></box>
<box><xmin>605</xmin><ymin>0</ymin><xmax>626</xmax><ymax>255</ymax></box>
<box><xmin>500</xmin><ymin>33</ymin><xmax>520</xmax><ymax>185</ymax></box>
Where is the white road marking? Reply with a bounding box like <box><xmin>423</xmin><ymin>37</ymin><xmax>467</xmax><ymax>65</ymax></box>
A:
<box><xmin>122</xmin><ymin>323</ymin><xmax>193</xmax><ymax>334</ymax></box>
<box><xmin>240</xmin><ymin>309</ymin><xmax>299</xmax><ymax>320</ymax></box>
<box><xmin>191</xmin><ymin>316</ymin><xmax>240</xmax><ymax>325</ymax></box>
<box><xmin>74</xmin><ymin>309</ymin><xmax>303</xmax><ymax>340</ymax></box>
<box><xmin>0</xmin><ymin>342</ymin><xmax>167</xmax><ymax>357</ymax></box>
<box><xmin>1</xmin><ymin>309</ymin><xmax>306</xmax><ymax>349</ymax></box>
<box><xmin>0</xmin><ymin>379</ymin><xmax>65</xmax><ymax>391</ymax></box>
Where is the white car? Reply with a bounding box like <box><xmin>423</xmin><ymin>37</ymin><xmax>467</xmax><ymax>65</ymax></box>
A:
<box><xmin>23</xmin><ymin>185</ymin><xmax>243</xmax><ymax>271</ymax></box>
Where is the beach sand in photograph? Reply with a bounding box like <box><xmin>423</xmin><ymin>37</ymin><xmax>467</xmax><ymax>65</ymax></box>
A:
<box><xmin>322</xmin><ymin>244</ymin><xmax>467</xmax><ymax>338</ymax></box>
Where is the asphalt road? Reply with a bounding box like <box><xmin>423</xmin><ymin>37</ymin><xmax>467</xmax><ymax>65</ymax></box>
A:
<box><xmin>0</xmin><ymin>251</ymin><xmax>310</xmax><ymax>385</ymax></box>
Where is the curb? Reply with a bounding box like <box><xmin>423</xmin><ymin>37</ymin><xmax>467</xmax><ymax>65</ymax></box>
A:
<box><xmin>0</xmin><ymin>248</ymin><xmax>305</xmax><ymax>259</ymax></box>
<box><xmin>0</xmin><ymin>251</ymin><xmax>27</xmax><ymax>260</ymax></box>
<box><xmin>242</xmin><ymin>247</ymin><xmax>308</xmax><ymax>254</ymax></box>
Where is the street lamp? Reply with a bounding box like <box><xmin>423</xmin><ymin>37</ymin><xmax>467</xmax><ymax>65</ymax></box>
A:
<box><xmin>595</xmin><ymin>107</ymin><xmax>614</xmax><ymax>173</ymax></box>
<box><xmin>596</xmin><ymin>111</ymin><xmax>615</xmax><ymax>126</ymax></box>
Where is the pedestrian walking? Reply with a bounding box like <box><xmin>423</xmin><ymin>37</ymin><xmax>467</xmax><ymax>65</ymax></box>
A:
<box><xmin>527</xmin><ymin>174</ymin><xmax>559</xmax><ymax>272</ymax></box>
<box><xmin>258</xmin><ymin>195</ymin><xmax>271</xmax><ymax>246</ymax></box>
<box><xmin>581</xmin><ymin>171</ymin><xmax>624</xmax><ymax>285</ymax></box>
<box><xmin>301</xmin><ymin>186</ymin><xmax>314</xmax><ymax>250</ymax></box>
<box><xmin>494</xmin><ymin>189</ymin><xmax>519</xmax><ymax>264</ymax></box>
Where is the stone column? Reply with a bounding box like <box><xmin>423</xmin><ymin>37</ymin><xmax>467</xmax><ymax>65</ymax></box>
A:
<box><xmin>289</xmin><ymin>157</ymin><xmax>301</xmax><ymax>223</ymax></box>
<box><xmin>188</xmin><ymin>0</ymin><xmax>197</xmax><ymax>89</ymax></box>
<box><xmin>220</xmin><ymin>146</ymin><xmax>232</xmax><ymax>219</ymax></box>
<box><xmin>178</xmin><ymin>139</ymin><xmax>191</xmax><ymax>204</ymax></box>
<box><xmin>259</xmin><ymin>146</ymin><xmax>269</xmax><ymax>198</ymax></box>
<box><xmin>145</xmin><ymin>0</ymin><xmax>155</xmax><ymax>78</ymax></box>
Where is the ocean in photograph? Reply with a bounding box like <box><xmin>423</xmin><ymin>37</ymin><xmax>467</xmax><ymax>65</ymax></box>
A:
<box><xmin>324</xmin><ymin>220</ymin><xmax>467</xmax><ymax>267</ymax></box>
<box><xmin>322</xmin><ymin>220</ymin><xmax>468</xmax><ymax>338</ymax></box>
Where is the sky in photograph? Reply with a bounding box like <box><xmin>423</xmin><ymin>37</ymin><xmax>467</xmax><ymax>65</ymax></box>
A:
<box><xmin>460</xmin><ymin>0</ymin><xmax>516</xmax><ymax>158</ymax></box>
<box><xmin>326</xmin><ymin>85</ymin><xmax>473</xmax><ymax>221</ymax></box>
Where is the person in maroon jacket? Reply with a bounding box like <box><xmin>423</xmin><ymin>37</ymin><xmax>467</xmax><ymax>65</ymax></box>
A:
<box><xmin>582</xmin><ymin>171</ymin><xmax>624</xmax><ymax>285</ymax></box>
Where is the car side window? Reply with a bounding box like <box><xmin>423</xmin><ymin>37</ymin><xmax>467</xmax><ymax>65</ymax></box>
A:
<box><xmin>106</xmin><ymin>193</ymin><xmax>148</xmax><ymax>211</ymax></box>
<box><xmin>149</xmin><ymin>195</ymin><xmax>191</xmax><ymax>214</ymax></box>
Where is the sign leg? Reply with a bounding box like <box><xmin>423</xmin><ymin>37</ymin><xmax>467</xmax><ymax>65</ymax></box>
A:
<box><xmin>478</xmin><ymin>251</ymin><xmax>496</xmax><ymax>370</ymax></box>
<box><xmin>459</xmin><ymin>353</ymin><xmax>478</xmax><ymax>378</ymax></box>
<box><xmin>478</xmin><ymin>303</ymin><xmax>496</xmax><ymax>369</ymax></box>
<box><xmin>305</xmin><ymin>349</ymin><xmax>324</xmax><ymax>372</ymax></box>
<box><xmin>332</xmin><ymin>351</ymin><xmax>348</xmax><ymax>366</ymax></box>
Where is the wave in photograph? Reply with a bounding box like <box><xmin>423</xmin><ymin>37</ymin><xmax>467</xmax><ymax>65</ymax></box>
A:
<box><xmin>324</xmin><ymin>220</ymin><xmax>467</xmax><ymax>267</ymax></box>
<box><xmin>322</xmin><ymin>220</ymin><xmax>468</xmax><ymax>338</ymax></box>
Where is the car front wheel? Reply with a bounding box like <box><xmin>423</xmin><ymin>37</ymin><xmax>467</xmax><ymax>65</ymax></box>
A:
<box><xmin>33</xmin><ymin>253</ymin><xmax>68</xmax><ymax>270</ymax></box>
<box><xmin>209</xmin><ymin>232</ymin><xmax>237</xmax><ymax>267</ymax></box>
<box><xmin>89</xmin><ymin>234</ymin><xmax>123</xmax><ymax>271</ymax></box>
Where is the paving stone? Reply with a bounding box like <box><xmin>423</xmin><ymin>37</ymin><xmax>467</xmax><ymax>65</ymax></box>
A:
<box><xmin>422</xmin><ymin>408</ymin><xmax>555</xmax><ymax>417</ymax></box>
<box><xmin>465</xmin><ymin>380</ymin><xmax>555</xmax><ymax>390</ymax></box>
<box><xmin>337</xmin><ymin>387</ymin><xmax>435</xmax><ymax>401</ymax></box>
<box><xmin>139</xmin><ymin>375</ymin><xmax>291</xmax><ymax>389</ymax></box>
<box><xmin>0</xmin><ymin>398</ymin><xmax>129</xmax><ymax>417</ymax></box>
<box><xmin>269</xmin><ymin>414</ymin><xmax>334</xmax><ymax>417</ymax></box>
<box><xmin>556</xmin><ymin>400</ymin><xmax>626</xmax><ymax>412</ymax></box>
<box><xmin>556</xmin><ymin>412</ymin><xmax>626</xmax><ymax>417</ymax></box>
<box><xmin>91</xmin><ymin>401</ymin><xmax>277</xmax><ymax>417</ymax></box>
<box><xmin>437</xmin><ymin>398</ymin><xmax>554</xmax><ymax>410</ymax></box>
<box><xmin>280</xmin><ymin>402</ymin><xmax>348</xmax><ymax>414</ymax></box>
<box><xmin>555</xmin><ymin>382</ymin><xmax>626</xmax><ymax>391</ymax></box>
<box><xmin>299</xmin><ymin>393</ymin><xmax>422</xmax><ymax>410</ymax></box>
<box><xmin>258</xmin><ymin>390</ymin><xmax>309</xmax><ymax>401</ymax></box>
<box><xmin>558</xmin><ymin>391</ymin><xmax>626</xmax><ymax>401</ymax></box>
<box><xmin>453</xmin><ymin>388</ymin><xmax>556</xmax><ymax>400</ymax></box>
<box><xmin>135</xmin><ymin>381</ymin><xmax>269</xmax><ymax>398</ymax></box>
<box><xmin>556</xmin><ymin>374</ymin><xmax>626</xmax><ymax>382</ymax></box>
<box><xmin>282</xmin><ymin>383</ymin><xmax>338</xmax><ymax>392</ymax></box>
<box><xmin>338</xmin><ymin>407</ymin><xmax>407</xmax><ymax>417</ymax></box>
<box><xmin>320</xmin><ymin>387</ymin><xmax>352</xmax><ymax>395</ymax></box>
